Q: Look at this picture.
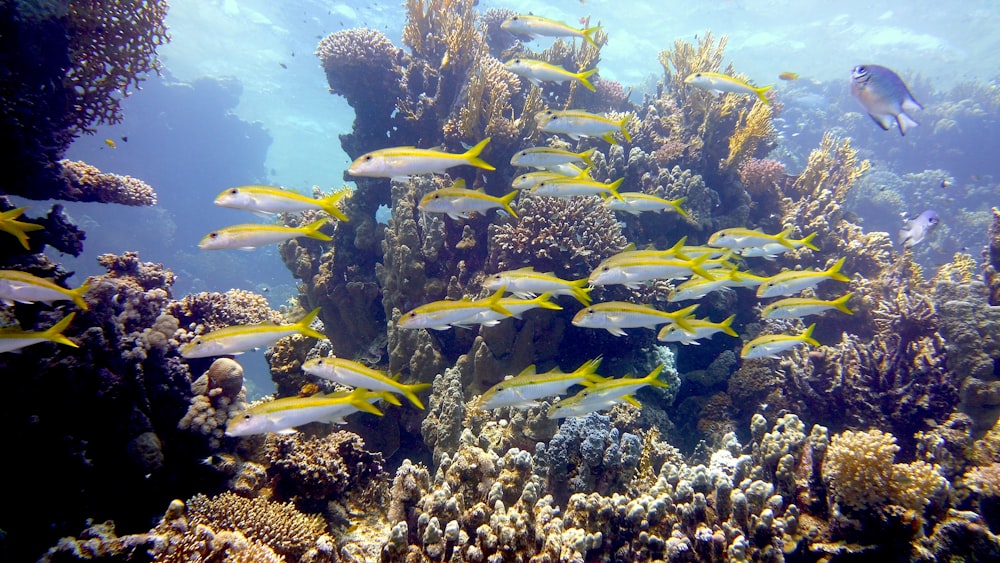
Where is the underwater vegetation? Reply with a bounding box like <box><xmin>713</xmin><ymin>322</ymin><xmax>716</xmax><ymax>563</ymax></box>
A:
<box><xmin>3</xmin><ymin>0</ymin><xmax>1000</xmax><ymax>562</ymax></box>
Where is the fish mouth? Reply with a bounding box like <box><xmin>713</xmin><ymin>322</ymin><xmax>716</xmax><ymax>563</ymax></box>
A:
<box><xmin>851</xmin><ymin>65</ymin><xmax>869</xmax><ymax>83</ymax></box>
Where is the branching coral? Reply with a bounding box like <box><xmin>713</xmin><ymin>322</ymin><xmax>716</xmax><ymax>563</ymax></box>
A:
<box><xmin>263</xmin><ymin>431</ymin><xmax>384</xmax><ymax>503</ymax></box>
<box><xmin>724</xmin><ymin>102</ymin><xmax>777</xmax><ymax>170</ymax></box>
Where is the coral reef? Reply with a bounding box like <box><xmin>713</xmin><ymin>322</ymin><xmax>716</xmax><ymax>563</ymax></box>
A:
<box><xmin>57</xmin><ymin>160</ymin><xmax>158</xmax><ymax>206</ymax></box>
<box><xmin>178</xmin><ymin>358</ymin><xmax>248</xmax><ymax>449</ymax></box>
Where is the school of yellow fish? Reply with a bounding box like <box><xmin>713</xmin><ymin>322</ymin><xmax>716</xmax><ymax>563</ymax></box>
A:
<box><xmin>0</xmin><ymin>11</ymin><xmax>861</xmax><ymax>434</ymax></box>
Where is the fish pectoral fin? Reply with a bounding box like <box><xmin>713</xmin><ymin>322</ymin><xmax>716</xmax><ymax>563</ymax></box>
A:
<box><xmin>606</xmin><ymin>327</ymin><xmax>627</xmax><ymax>337</ymax></box>
<box><xmin>275</xmin><ymin>428</ymin><xmax>299</xmax><ymax>435</ymax></box>
<box><xmin>867</xmin><ymin>112</ymin><xmax>893</xmax><ymax>131</ymax></box>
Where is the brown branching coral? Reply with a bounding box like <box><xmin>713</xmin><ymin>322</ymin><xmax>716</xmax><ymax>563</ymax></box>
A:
<box><xmin>444</xmin><ymin>53</ymin><xmax>523</xmax><ymax>146</ymax></box>
<box><xmin>57</xmin><ymin>159</ymin><xmax>158</xmax><ymax>206</ymax></box>
<box><xmin>724</xmin><ymin>102</ymin><xmax>777</xmax><ymax>170</ymax></box>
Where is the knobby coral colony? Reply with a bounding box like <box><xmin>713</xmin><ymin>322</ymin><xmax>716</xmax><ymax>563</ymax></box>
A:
<box><xmin>6</xmin><ymin>1</ymin><xmax>1000</xmax><ymax>562</ymax></box>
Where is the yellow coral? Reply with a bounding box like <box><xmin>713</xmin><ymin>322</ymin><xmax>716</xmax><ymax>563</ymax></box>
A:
<box><xmin>932</xmin><ymin>252</ymin><xmax>977</xmax><ymax>284</ymax></box>
<box><xmin>822</xmin><ymin>429</ymin><xmax>899</xmax><ymax>510</ymax></box>
<box><xmin>788</xmin><ymin>133</ymin><xmax>870</xmax><ymax>202</ymax></box>
<box><xmin>724</xmin><ymin>101</ymin><xmax>776</xmax><ymax>169</ymax></box>
<box><xmin>403</xmin><ymin>0</ymin><xmax>479</xmax><ymax>70</ymax></box>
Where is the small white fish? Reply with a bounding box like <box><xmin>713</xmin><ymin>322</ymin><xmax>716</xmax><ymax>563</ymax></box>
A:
<box><xmin>348</xmin><ymin>138</ymin><xmax>495</xmax><ymax>178</ymax></box>
<box><xmin>214</xmin><ymin>185</ymin><xmax>350</xmax><ymax>222</ymax></box>
<box><xmin>225</xmin><ymin>388</ymin><xmax>386</xmax><ymax>436</ymax></box>
<box><xmin>180</xmin><ymin>308</ymin><xmax>326</xmax><ymax>358</ymax></box>
<box><xmin>657</xmin><ymin>315</ymin><xmax>737</xmax><ymax>345</ymax></box>
<box><xmin>741</xmin><ymin>323</ymin><xmax>820</xmax><ymax>359</ymax></box>
<box><xmin>850</xmin><ymin>64</ymin><xmax>923</xmax><ymax>136</ymax></box>
<box><xmin>198</xmin><ymin>218</ymin><xmax>331</xmax><ymax>250</ymax></box>
<box><xmin>418</xmin><ymin>179</ymin><xmax>518</xmax><ymax>219</ymax></box>
<box><xmin>898</xmin><ymin>210</ymin><xmax>940</xmax><ymax>247</ymax></box>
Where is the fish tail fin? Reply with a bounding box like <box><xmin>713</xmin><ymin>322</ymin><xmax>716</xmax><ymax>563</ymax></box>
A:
<box><xmin>669</xmin><ymin>196</ymin><xmax>690</xmax><ymax>218</ymax></box>
<box><xmin>0</xmin><ymin>207</ymin><xmax>43</xmax><ymax>250</ymax></box>
<box><xmin>667</xmin><ymin>235</ymin><xmax>690</xmax><ymax>260</ymax></box>
<box><xmin>581</xmin><ymin>25</ymin><xmax>602</xmax><ymax>48</ymax></box>
<box><xmin>318</xmin><ymin>191</ymin><xmax>350</xmax><ymax>222</ymax></box>
<box><xmin>530</xmin><ymin>292</ymin><xmax>563</xmax><ymax>311</ymax></box>
<box><xmin>580</xmin><ymin>148</ymin><xmax>597</xmax><ymax>167</ymax></box>
<box><xmin>463</xmin><ymin>138</ymin><xmax>496</xmax><ymax>171</ymax></box>
<box><xmin>401</xmin><ymin>382</ymin><xmax>433</xmax><ymax>410</ymax></box>
<box><xmin>775</xmin><ymin>228</ymin><xmax>797</xmax><ymax>249</ymax></box>
<box><xmin>568</xmin><ymin>279</ymin><xmax>593</xmax><ymax>306</ymax></box>
<box><xmin>670</xmin><ymin>304</ymin><xmax>700</xmax><ymax>333</ymax></box>
<box><xmin>576</xmin><ymin>356</ymin><xmax>604</xmax><ymax>381</ymax></box>
<box><xmin>303</xmin><ymin>217</ymin><xmax>333</xmax><ymax>241</ymax></box>
<box><xmin>607</xmin><ymin>178</ymin><xmax>626</xmax><ymax>202</ymax></box>
<box><xmin>642</xmin><ymin>364</ymin><xmax>670</xmax><ymax>387</ymax></box>
<box><xmin>896</xmin><ymin>112</ymin><xmax>919</xmax><ymax>136</ymax></box>
<box><xmin>69</xmin><ymin>279</ymin><xmax>94</xmax><ymax>310</ymax></box>
<box><xmin>348</xmin><ymin>389</ymin><xmax>384</xmax><ymax>416</ymax></box>
<box><xmin>576</xmin><ymin>67</ymin><xmax>598</xmax><ymax>92</ymax></box>
<box><xmin>719</xmin><ymin>314</ymin><xmax>738</xmax><ymax>337</ymax></box>
<box><xmin>295</xmin><ymin>307</ymin><xmax>327</xmax><ymax>340</ymax></box>
<box><xmin>832</xmin><ymin>292</ymin><xmax>854</xmax><ymax>315</ymax></box>
<box><xmin>796</xmin><ymin>231</ymin><xmax>819</xmax><ymax>251</ymax></box>
<box><xmin>623</xmin><ymin>394</ymin><xmax>642</xmax><ymax>408</ymax></box>
<box><xmin>801</xmin><ymin>323</ymin><xmax>820</xmax><ymax>347</ymax></box>
<box><xmin>498</xmin><ymin>190</ymin><xmax>519</xmax><ymax>218</ymax></box>
<box><xmin>486</xmin><ymin>286</ymin><xmax>514</xmax><ymax>317</ymax></box>
<box><xmin>755</xmin><ymin>84</ymin><xmax>774</xmax><ymax>105</ymax></box>
<box><xmin>377</xmin><ymin>390</ymin><xmax>403</xmax><ymax>407</ymax></box>
<box><xmin>826</xmin><ymin>257</ymin><xmax>850</xmax><ymax>282</ymax></box>
<box><xmin>43</xmin><ymin>313</ymin><xmax>79</xmax><ymax>348</ymax></box>
<box><xmin>688</xmin><ymin>253</ymin><xmax>713</xmax><ymax>280</ymax></box>
<box><xmin>618</xmin><ymin>115</ymin><xmax>632</xmax><ymax>143</ymax></box>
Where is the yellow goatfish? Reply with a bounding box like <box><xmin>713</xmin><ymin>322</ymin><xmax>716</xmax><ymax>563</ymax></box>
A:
<box><xmin>484</xmin><ymin>267</ymin><xmax>592</xmax><ymax>305</ymax></box>
<box><xmin>0</xmin><ymin>312</ymin><xmax>78</xmax><ymax>353</ymax></box>
<box><xmin>198</xmin><ymin>218</ymin><xmax>331</xmax><ymax>250</ymax></box>
<box><xmin>588</xmin><ymin>253</ymin><xmax>721</xmax><ymax>288</ymax></box>
<box><xmin>214</xmin><ymin>185</ymin><xmax>350</xmax><ymax>222</ymax></box>
<box><xmin>348</xmin><ymin>138</ymin><xmax>494</xmax><ymax>178</ymax></box>
<box><xmin>510</xmin><ymin>147</ymin><xmax>595</xmax><ymax>169</ymax></box>
<box><xmin>301</xmin><ymin>357</ymin><xmax>432</xmax><ymax>409</ymax></box>
<box><xmin>548</xmin><ymin>365</ymin><xmax>667</xmax><ymax>419</ymax></box>
<box><xmin>462</xmin><ymin>293</ymin><xmax>563</xmax><ymax>326</ymax></box>
<box><xmin>741</xmin><ymin>323</ymin><xmax>820</xmax><ymax>359</ymax></box>
<box><xmin>657</xmin><ymin>315</ymin><xmax>737</xmax><ymax>346</ymax></box>
<box><xmin>0</xmin><ymin>270</ymin><xmax>91</xmax><ymax>310</ymax></box>
<box><xmin>572</xmin><ymin>302</ymin><xmax>698</xmax><ymax>336</ymax></box>
<box><xmin>397</xmin><ymin>287</ymin><xmax>513</xmax><ymax>330</ymax></box>
<box><xmin>709</xmin><ymin>227</ymin><xmax>818</xmax><ymax>252</ymax></box>
<box><xmin>602</xmin><ymin>193</ymin><xmax>689</xmax><ymax>217</ymax></box>
<box><xmin>505</xmin><ymin>58</ymin><xmax>598</xmax><ymax>92</ymax></box>
<box><xmin>0</xmin><ymin>207</ymin><xmax>44</xmax><ymax>250</ymax></box>
<box><xmin>225</xmin><ymin>388</ymin><xmax>387</xmax><ymax>436</ymax></box>
<box><xmin>512</xmin><ymin>170</ymin><xmax>580</xmax><ymax>191</ymax></box>
<box><xmin>478</xmin><ymin>357</ymin><xmax>604</xmax><ymax>410</ymax></box>
<box><xmin>531</xmin><ymin>176</ymin><xmax>625</xmax><ymax>202</ymax></box>
<box><xmin>180</xmin><ymin>307</ymin><xmax>326</xmax><ymax>359</ymax></box>
<box><xmin>761</xmin><ymin>292</ymin><xmax>854</xmax><ymax>320</ymax></box>
<box><xmin>536</xmin><ymin>109</ymin><xmax>632</xmax><ymax>144</ymax></box>
<box><xmin>756</xmin><ymin>257</ymin><xmax>850</xmax><ymax>298</ymax></box>
<box><xmin>418</xmin><ymin>179</ymin><xmax>518</xmax><ymax>219</ymax></box>
<box><xmin>684</xmin><ymin>72</ymin><xmax>773</xmax><ymax>105</ymax></box>
<box><xmin>501</xmin><ymin>14</ymin><xmax>601</xmax><ymax>48</ymax></box>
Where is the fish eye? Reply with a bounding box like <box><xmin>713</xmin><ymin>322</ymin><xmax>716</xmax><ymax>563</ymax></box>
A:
<box><xmin>497</xmin><ymin>385</ymin><xmax>505</xmax><ymax>391</ymax></box>
<box><xmin>243</xmin><ymin>413</ymin><xmax>252</xmax><ymax>420</ymax></box>
<box><xmin>194</xmin><ymin>339</ymin><xmax>203</xmax><ymax>345</ymax></box>
<box><xmin>433</xmin><ymin>194</ymin><xmax>440</xmax><ymax>199</ymax></box>
<box><xmin>514</xmin><ymin>58</ymin><xmax>521</xmax><ymax>64</ymax></box>
<box><xmin>407</xmin><ymin>312</ymin><xmax>416</xmax><ymax>318</ymax></box>
<box><xmin>364</xmin><ymin>155</ymin><xmax>373</xmax><ymax>161</ymax></box>
<box><xmin>209</xmin><ymin>232</ymin><xmax>218</xmax><ymax>238</ymax></box>
<box><xmin>229</xmin><ymin>188</ymin><xmax>239</xmax><ymax>194</ymax></box>
<box><xmin>601</xmin><ymin>266</ymin><xmax>608</xmax><ymax>271</ymax></box>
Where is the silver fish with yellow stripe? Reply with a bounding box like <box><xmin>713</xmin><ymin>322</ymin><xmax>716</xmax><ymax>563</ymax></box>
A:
<box><xmin>225</xmin><ymin>388</ymin><xmax>387</xmax><ymax>436</ymax></box>
<box><xmin>741</xmin><ymin>323</ymin><xmax>819</xmax><ymax>359</ymax></box>
<box><xmin>214</xmin><ymin>185</ymin><xmax>350</xmax><ymax>222</ymax></box>
<box><xmin>477</xmin><ymin>357</ymin><xmax>603</xmax><ymax>410</ymax></box>
<box><xmin>0</xmin><ymin>270</ymin><xmax>92</xmax><ymax>310</ymax></box>
<box><xmin>761</xmin><ymin>292</ymin><xmax>853</xmax><ymax>320</ymax></box>
<box><xmin>602</xmin><ymin>193</ymin><xmax>689</xmax><ymax>217</ymax></box>
<box><xmin>180</xmin><ymin>308</ymin><xmax>326</xmax><ymax>358</ymax></box>
<box><xmin>657</xmin><ymin>315</ymin><xmax>737</xmax><ymax>345</ymax></box>
<box><xmin>756</xmin><ymin>257</ymin><xmax>850</xmax><ymax>298</ymax></box>
<box><xmin>535</xmin><ymin>109</ymin><xmax>632</xmax><ymax>144</ymax></box>
<box><xmin>501</xmin><ymin>14</ymin><xmax>601</xmax><ymax>48</ymax></box>
<box><xmin>418</xmin><ymin>179</ymin><xmax>518</xmax><ymax>219</ymax></box>
<box><xmin>684</xmin><ymin>72</ymin><xmax>773</xmax><ymax>105</ymax></box>
<box><xmin>484</xmin><ymin>267</ymin><xmax>592</xmax><ymax>305</ymax></box>
<box><xmin>548</xmin><ymin>364</ymin><xmax>668</xmax><ymax>418</ymax></box>
<box><xmin>199</xmin><ymin>218</ymin><xmax>331</xmax><ymax>250</ymax></box>
<box><xmin>0</xmin><ymin>312</ymin><xmax>78</xmax><ymax>353</ymax></box>
<box><xmin>505</xmin><ymin>58</ymin><xmax>598</xmax><ymax>92</ymax></box>
<box><xmin>301</xmin><ymin>356</ymin><xmax>432</xmax><ymax>409</ymax></box>
<box><xmin>397</xmin><ymin>287</ymin><xmax>512</xmax><ymax>330</ymax></box>
<box><xmin>348</xmin><ymin>138</ymin><xmax>494</xmax><ymax>178</ymax></box>
<box><xmin>572</xmin><ymin>302</ymin><xmax>698</xmax><ymax>336</ymax></box>
<box><xmin>531</xmin><ymin>176</ymin><xmax>625</xmax><ymax>201</ymax></box>
<box><xmin>510</xmin><ymin>147</ymin><xmax>595</xmax><ymax>169</ymax></box>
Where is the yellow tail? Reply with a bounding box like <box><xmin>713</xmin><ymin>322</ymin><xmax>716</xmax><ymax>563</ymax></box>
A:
<box><xmin>463</xmin><ymin>138</ymin><xmax>496</xmax><ymax>171</ymax></box>
<box><xmin>43</xmin><ymin>313</ymin><xmax>79</xmax><ymax>348</ymax></box>
<box><xmin>302</xmin><ymin>217</ymin><xmax>333</xmax><ymax>241</ymax></box>
<box><xmin>295</xmin><ymin>307</ymin><xmax>327</xmax><ymax>340</ymax></box>
<box><xmin>319</xmin><ymin>190</ymin><xmax>350</xmax><ymax>222</ymax></box>
<box><xmin>401</xmin><ymin>382</ymin><xmax>433</xmax><ymax>410</ymax></box>
<box><xmin>498</xmin><ymin>190</ymin><xmax>519</xmax><ymax>218</ymax></box>
<box><xmin>575</xmin><ymin>68</ymin><xmax>598</xmax><ymax>92</ymax></box>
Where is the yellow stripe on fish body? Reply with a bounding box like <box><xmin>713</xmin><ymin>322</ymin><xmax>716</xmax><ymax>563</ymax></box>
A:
<box><xmin>397</xmin><ymin>287</ymin><xmax>513</xmax><ymax>330</ymax></box>
<box><xmin>0</xmin><ymin>207</ymin><xmax>44</xmax><ymax>250</ymax></box>
<box><xmin>504</xmin><ymin>58</ymin><xmax>598</xmax><ymax>92</ymax></box>
<box><xmin>512</xmin><ymin>170</ymin><xmax>580</xmax><ymax>191</ymax></box>
<box><xmin>463</xmin><ymin>292</ymin><xmax>563</xmax><ymax>327</ymax></box>
<box><xmin>571</xmin><ymin>301</ymin><xmax>698</xmax><ymax>336</ymax></box>
<box><xmin>347</xmin><ymin>138</ymin><xmax>494</xmax><ymax>178</ymax></box>
<box><xmin>225</xmin><ymin>388</ymin><xmax>386</xmax><ymax>436</ymax></box>
<box><xmin>708</xmin><ymin>227</ymin><xmax>814</xmax><ymax>251</ymax></box>
<box><xmin>535</xmin><ymin>109</ymin><xmax>632</xmax><ymax>144</ymax></box>
<box><xmin>199</xmin><ymin>218</ymin><xmax>331</xmax><ymax>250</ymax></box>
<box><xmin>599</xmin><ymin>237</ymin><xmax>692</xmax><ymax>264</ymax></box>
<box><xmin>667</xmin><ymin>270</ymin><xmax>742</xmax><ymax>302</ymax></box>
<box><xmin>761</xmin><ymin>292</ymin><xmax>854</xmax><ymax>320</ymax></box>
<box><xmin>531</xmin><ymin>176</ymin><xmax>625</xmax><ymax>201</ymax></box>
<box><xmin>0</xmin><ymin>312</ymin><xmax>78</xmax><ymax>354</ymax></box>
<box><xmin>741</xmin><ymin>323</ymin><xmax>820</xmax><ymax>359</ymax></box>
<box><xmin>418</xmin><ymin>179</ymin><xmax>518</xmax><ymax>219</ymax></box>
<box><xmin>180</xmin><ymin>307</ymin><xmax>326</xmax><ymax>359</ymax></box>
<box><xmin>0</xmin><ymin>270</ymin><xmax>92</xmax><ymax>310</ymax></box>
<box><xmin>500</xmin><ymin>14</ymin><xmax>601</xmax><ymax>48</ymax></box>
<box><xmin>510</xmin><ymin>147</ymin><xmax>596</xmax><ymax>169</ymax></box>
<box><xmin>483</xmin><ymin>267</ymin><xmax>592</xmax><ymax>306</ymax></box>
<box><xmin>756</xmin><ymin>257</ymin><xmax>850</xmax><ymax>298</ymax></box>
<box><xmin>684</xmin><ymin>71</ymin><xmax>773</xmax><ymax>105</ymax></box>
<box><xmin>657</xmin><ymin>315</ymin><xmax>737</xmax><ymax>345</ymax></box>
<box><xmin>602</xmin><ymin>193</ymin><xmax>689</xmax><ymax>217</ymax></box>
<box><xmin>301</xmin><ymin>356</ymin><xmax>432</xmax><ymax>409</ymax></box>
<box><xmin>547</xmin><ymin>365</ymin><xmax>667</xmax><ymax>418</ymax></box>
<box><xmin>214</xmin><ymin>185</ymin><xmax>350</xmax><ymax>222</ymax></box>
<box><xmin>477</xmin><ymin>357</ymin><xmax>603</xmax><ymax>410</ymax></box>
